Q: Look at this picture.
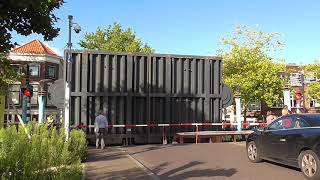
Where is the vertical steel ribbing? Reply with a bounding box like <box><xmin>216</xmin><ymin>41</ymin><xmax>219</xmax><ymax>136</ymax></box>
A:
<box><xmin>69</xmin><ymin>51</ymin><xmax>222</xmax><ymax>144</ymax></box>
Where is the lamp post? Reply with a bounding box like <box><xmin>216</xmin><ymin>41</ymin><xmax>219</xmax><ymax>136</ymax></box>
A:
<box><xmin>64</xmin><ymin>15</ymin><xmax>81</xmax><ymax>141</ymax></box>
<box><xmin>279</xmin><ymin>71</ymin><xmax>292</xmax><ymax>111</ymax></box>
<box><xmin>301</xmin><ymin>71</ymin><xmax>305</xmax><ymax>113</ymax></box>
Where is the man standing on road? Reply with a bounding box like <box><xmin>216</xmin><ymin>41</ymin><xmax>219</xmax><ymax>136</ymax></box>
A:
<box><xmin>95</xmin><ymin>110</ymin><xmax>108</xmax><ymax>149</ymax></box>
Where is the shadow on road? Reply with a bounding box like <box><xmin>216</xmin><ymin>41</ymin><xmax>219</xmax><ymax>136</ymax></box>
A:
<box><xmin>86</xmin><ymin>167</ymin><xmax>151</xmax><ymax>180</ymax></box>
<box><xmin>86</xmin><ymin>147</ymin><xmax>127</xmax><ymax>163</ymax></box>
<box><xmin>128</xmin><ymin>144</ymin><xmax>193</xmax><ymax>156</ymax></box>
<box><xmin>151</xmin><ymin>161</ymin><xmax>237</xmax><ymax>179</ymax></box>
<box><xmin>262</xmin><ymin>160</ymin><xmax>300</xmax><ymax>172</ymax></box>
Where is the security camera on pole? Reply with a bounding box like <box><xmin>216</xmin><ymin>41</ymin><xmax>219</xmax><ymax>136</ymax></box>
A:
<box><xmin>64</xmin><ymin>15</ymin><xmax>81</xmax><ymax>141</ymax></box>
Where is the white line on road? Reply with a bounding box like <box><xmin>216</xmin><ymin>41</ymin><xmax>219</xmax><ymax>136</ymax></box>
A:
<box><xmin>120</xmin><ymin>148</ymin><xmax>160</xmax><ymax>180</ymax></box>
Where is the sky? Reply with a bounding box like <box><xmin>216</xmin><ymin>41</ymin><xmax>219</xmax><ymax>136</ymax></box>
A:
<box><xmin>11</xmin><ymin>0</ymin><xmax>320</xmax><ymax>64</ymax></box>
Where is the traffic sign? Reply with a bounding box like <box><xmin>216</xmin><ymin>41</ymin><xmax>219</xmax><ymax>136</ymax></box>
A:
<box><xmin>48</xmin><ymin>79</ymin><xmax>65</xmax><ymax>108</ymax></box>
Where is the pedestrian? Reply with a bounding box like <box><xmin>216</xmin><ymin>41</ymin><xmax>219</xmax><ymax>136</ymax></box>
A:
<box><xmin>95</xmin><ymin>110</ymin><xmax>108</xmax><ymax>149</ymax></box>
<box><xmin>282</xmin><ymin>105</ymin><xmax>292</xmax><ymax>116</ymax></box>
<box><xmin>266</xmin><ymin>111</ymin><xmax>277</xmax><ymax>125</ymax></box>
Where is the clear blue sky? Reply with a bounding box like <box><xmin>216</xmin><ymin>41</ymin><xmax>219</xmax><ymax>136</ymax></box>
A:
<box><xmin>12</xmin><ymin>0</ymin><xmax>320</xmax><ymax>64</ymax></box>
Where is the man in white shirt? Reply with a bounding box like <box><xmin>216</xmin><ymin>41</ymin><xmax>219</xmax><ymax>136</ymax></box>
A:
<box><xmin>95</xmin><ymin>110</ymin><xmax>108</xmax><ymax>149</ymax></box>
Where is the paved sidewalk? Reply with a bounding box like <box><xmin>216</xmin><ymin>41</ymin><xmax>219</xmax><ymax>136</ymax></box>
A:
<box><xmin>85</xmin><ymin>146</ymin><xmax>154</xmax><ymax>180</ymax></box>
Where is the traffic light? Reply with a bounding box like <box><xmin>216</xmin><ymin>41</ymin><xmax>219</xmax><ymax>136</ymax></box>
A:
<box><xmin>21</xmin><ymin>85</ymin><xmax>33</xmax><ymax>97</ymax></box>
<box><xmin>294</xmin><ymin>92</ymin><xmax>302</xmax><ymax>100</ymax></box>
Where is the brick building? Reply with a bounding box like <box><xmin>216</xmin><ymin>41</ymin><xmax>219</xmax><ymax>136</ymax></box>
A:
<box><xmin>247</xmin><ymin>63</ymin><xmax>319</xmax><ymax>121</ymax></box>
<box><xmin>4</xmin><ymin>39</ymin><xmax>63</xmax><ymax>125</ymax></box>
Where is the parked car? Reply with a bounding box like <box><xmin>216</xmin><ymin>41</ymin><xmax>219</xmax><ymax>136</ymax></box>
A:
<box><xmin>246</xmin><ymin>114</ymin><xmax>320</xmax><ymax>180</ymax></box>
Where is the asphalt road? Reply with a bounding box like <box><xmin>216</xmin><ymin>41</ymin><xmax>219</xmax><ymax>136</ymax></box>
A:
<box><xmin>125</xmin><ymin>142</ymin><xmax>305</xmax><ymax>180</ymax></box>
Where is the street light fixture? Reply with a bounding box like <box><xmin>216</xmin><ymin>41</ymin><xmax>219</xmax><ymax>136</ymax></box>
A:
<box><xmin>64</xmin><ymin>15</ymin><xmax>81</xmax><ymax>141</ymax></box>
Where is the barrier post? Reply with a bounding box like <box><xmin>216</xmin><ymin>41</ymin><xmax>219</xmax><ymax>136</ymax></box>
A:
<box><xmin>162</xmin><ymin>126</ymin><xmax>167</xmax><ymax>145</ymax></box>
<box><xmin>195</xmin><ymin>125</ymin><xmax>199</xmax><ymax>144</ymax></box>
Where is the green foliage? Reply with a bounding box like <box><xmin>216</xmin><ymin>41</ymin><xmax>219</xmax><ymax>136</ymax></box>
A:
<box><xmin>0</xmin><ymin>123</ymin><xmax>86</xmax><ymax>180</ymax></box>
<box><xmin>302</xmin><ymin>63</ymin><xmax>320</xmax><ymax>79</ymax></box>
<box><xmin>68</xmin><ymin>130</ymin><xmax>87</xmax><ymax>163</ymax></box>
<box><xmin>0</xmin><ymin>0</ymin><xmax>64</xmax><ymax>52</ymax></box>
<box><xmin>79</xmin><ymin>22</ymin><xmax>154</xmax><ymax>53</ymax></box>
<box><xmin>307</xmin><ymin>82</ymin><xmax>320</xmax><ymax>102</ymax></box>
<box><xmin>0</xmin><ymin>53</ymin><xmax>21</xmax><ymax>94</ymax></box>
<box><xmin>301</xmin><ymin>62</ymin><xmax>320</xmax><ymax>102</ymax></box>
<box><xmin>219</xmin><ymin>25</ymin><xmax>285</xmax><ymax>112</ymax></box>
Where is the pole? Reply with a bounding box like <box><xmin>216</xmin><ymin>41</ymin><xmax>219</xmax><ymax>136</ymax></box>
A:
<box><xmin>38</xmin><ymin>94</ymin><xmax>46</xmax><ymax>123</ymax></box>
<box><xmin>296</xmin><ymin>100</ymin><xmax>301</xmax><ymax>114</ymax></box>
<box><xmin>22</xmin><ymin>64</ymin><xmax>31</xmax><ymax>123</ymax></box>
<box><xmin>301</xmin><ymin>73</ymin><xmax>305</xmax><ymax>113</ymax></box>
<box><xmin>64</xmin><ymin>15</ymin><xmax>73</xmax><ymax>141</ymax></box>
<box><xmin>283</xmin><ymin>74</ymin><xmax>291</xmax><ymax>112</ymax></box>
<box><xmin>235</xmin><ymin>97</ymin><xmax>241</xmax><ymax>131</ymax></box>
<box><xmin>195</xmin><ymin>125</ymin><xmax>198</xmax><ymax>144</ymax></box>
<box><xmin>283</xmin><ymin>89</ymin><xmax>291</xmax><ymax>111</ymax></box>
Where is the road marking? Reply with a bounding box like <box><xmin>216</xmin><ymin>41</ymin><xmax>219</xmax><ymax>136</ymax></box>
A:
<box><xmin>120</xmin><ymin>148</ymin><xmax>160</xmax><ymax>180</ymax></box>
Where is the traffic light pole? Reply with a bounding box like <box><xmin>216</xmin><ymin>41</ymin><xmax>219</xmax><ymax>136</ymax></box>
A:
<box><xmin>22</xmin><ymin>64</ymin><xmax>31</xmax><ymax>123</ymax></box>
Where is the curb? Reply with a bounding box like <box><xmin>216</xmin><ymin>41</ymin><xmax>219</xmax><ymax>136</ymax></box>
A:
<box><xmin>120</xmin><ymin>148</ymin><xmax>160</xmax><ymax>180</ymax></box>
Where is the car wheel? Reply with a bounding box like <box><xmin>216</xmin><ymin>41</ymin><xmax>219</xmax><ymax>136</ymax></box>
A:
<box><xmin>299</xmin><ymin>150</ymin><xmax>320</xmax><ymax>180</ymax></box>
<box><xmin>247</xmin><ymin>141</ymin><xmax>262</xmax><ymax>163</ymax></box>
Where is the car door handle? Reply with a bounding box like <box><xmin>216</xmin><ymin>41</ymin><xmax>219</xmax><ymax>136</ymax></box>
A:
<box><xmin>280</xmin><ymin>138</ymin><xmax>286</xmax><ymax>142</ymax></box>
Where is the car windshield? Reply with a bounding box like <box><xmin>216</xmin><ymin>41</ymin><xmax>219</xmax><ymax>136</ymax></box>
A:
<box><xmin>301</xmin><ymin>114</ymin><xmax>320</xmax><ymax>127</ymax></box>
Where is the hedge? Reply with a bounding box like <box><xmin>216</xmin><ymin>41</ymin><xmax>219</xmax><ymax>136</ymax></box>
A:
<box><xmin>0</xmin><ymin>123</ymin><xmax>87</xmax><ymax>180</ymax></box>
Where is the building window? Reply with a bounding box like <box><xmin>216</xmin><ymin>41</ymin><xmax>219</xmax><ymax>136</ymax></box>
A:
<box><xmin>46</xmin><ymin>83</ymin><xmax>53</xmax><ymax>106</ymax></box>
<box><xmin>310</xmin><ymin>100</ymin><xmax>315</xmax><ymax>108</ymax></box>
<box><xmin>47</xmin><ymin>65</ymin><xmax>56</xmax><ymax>78</ymax></box>
<box><xmin>310</xmin><ymin>100</ymin><xmax>320</xmax><ymax>108</ymax></box>
<box><xmin>9</xmin><ymin>85</ymin><xmax>20</xmax><ymax>105</ymax></box>
<box><xmin>248</xmin><ymin>99</ymin><xmax>261</xmax><ymax>111</ymax></box>
<box><xmin>272</xmin><ymin>98</ymin><xmax>284</xmax><ymax>108</ymax></box>
<box><xmin>30</xmin><ymin>84</ymin><xmax>38</xmax><ymax>105</ymax></box>
<box><xmin>29</xmin><ymin>65</ymin><xmax>40</xmax><ymax>77</ymax></box>
<box><xmin>11</xmin><ymin>64</ymin><xmax>22</xmax><ymax>74</ymax></box>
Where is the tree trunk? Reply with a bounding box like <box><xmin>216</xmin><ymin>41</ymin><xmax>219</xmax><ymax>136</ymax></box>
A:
<box><xmin>243</xmin><ymin>105</ymin><xmax>248</xmax><ymax>123</ymax></box>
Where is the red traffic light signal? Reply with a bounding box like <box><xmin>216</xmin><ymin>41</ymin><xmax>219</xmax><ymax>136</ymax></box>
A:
<box><xmin>295</xmin><ymin>92</ymin><xmax>302</xmax><ymax>100</ymax></box>
<box><xmin>21</xmin><ymin>85</ymin><xmax>33</xmax><ymax>97</ymax></box>
<box><xmin>23</xmin><ymin>89</ymin><xmax>31</xmax><ymax>97</ymax></box>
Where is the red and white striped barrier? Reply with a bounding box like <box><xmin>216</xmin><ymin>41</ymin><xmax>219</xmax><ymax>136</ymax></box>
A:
<box><xmin>74</xmin><ymin>122</ymin><xmax>267</xmax><ymax>129</ymax></box>
<box><xmin>73</xmin><ymin>122</ymin><xmax>267</xmax><ymax>145</ymax></box>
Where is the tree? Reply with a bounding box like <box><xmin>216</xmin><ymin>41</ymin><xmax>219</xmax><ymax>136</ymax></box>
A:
<box><xmin>0</xmin><ymin>53</ymin><xmax>21</xmax><ymax>94</ymax></box>
<box><xmin>219</xmin><ymin>25</ymin><xmax>285</xmax><ymax>120</ymax></box>
<box><xmin>0</xmin><ymin>0</ymin><xmax>63</xmax><ymax>93</ymax></box>
<box><xmin>0</xmin><ymin>0</ymin><xmax>64</xmax><ymax>52</ymax></box>
<box><xmin>79</xmin><ymin>22</ymin><xmax>154</xmax><ymax>53</ymax></box>
<box><xmin>303</xmin><ymin>62</ymin><xmax>320</xmax><ymax>102</ymax></box>
<box><xmin>307</xmin><ymin>82</ymin><xmax>320</xmax><ymax>102</ymax></box>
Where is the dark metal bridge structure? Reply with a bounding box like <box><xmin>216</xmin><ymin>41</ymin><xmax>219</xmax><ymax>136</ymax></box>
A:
<box><xmin>62</xmin><ymin>50</ymin><xmax>233</xmax><ymax>144</ymax></box>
